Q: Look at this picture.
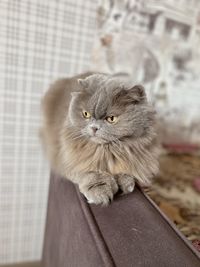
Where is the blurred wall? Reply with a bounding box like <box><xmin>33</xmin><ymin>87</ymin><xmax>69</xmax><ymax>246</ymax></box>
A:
<box><xmin>0</xmin><ymin>0</ymin><xmax>97</xmax><ymax>264</ymax></box>
<box><xmin>92</xmin><ymin>0</ymin><xmax>200</xmax><ymax>145</ymax></box>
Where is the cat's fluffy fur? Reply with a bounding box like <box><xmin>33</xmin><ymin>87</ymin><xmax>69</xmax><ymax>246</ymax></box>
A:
<box><xmin>40</xmin><ymin>72</ymin><xmax>159</xmax><ymax>205</ymax></box>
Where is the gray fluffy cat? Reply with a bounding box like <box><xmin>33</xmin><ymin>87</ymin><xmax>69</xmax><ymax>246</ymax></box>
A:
<box><xmin>40</xmin><ymin>72</ymin><xmax>159</xmax><ymax>205</ymax></box>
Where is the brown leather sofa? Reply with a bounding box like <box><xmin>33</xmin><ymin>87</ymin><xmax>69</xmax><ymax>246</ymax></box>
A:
<box><xmin>42</xmin><ymin>173</ymin><xmax>200</xmax><ymax>267</ymax></box>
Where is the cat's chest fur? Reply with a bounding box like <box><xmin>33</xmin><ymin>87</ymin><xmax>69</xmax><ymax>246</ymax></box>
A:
<box><xmin>61</xmin><ymin>137</ymin><xmax>127</xmax><ymax>174</ymax></box>
<box><xmin>60</xmin><ymin>132</ymin><xmax>158</xmax><ymax>185</ymax></box>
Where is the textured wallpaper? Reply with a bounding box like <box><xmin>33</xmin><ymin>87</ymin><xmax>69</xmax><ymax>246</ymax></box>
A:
<box><xmin>92</xmin><ymin>0</ymin><xmax>200</xmax><ymax>145</ymax></box>
<box><xmin>0</xmin><ymin>0</ymin><xmax>97</xmax><ymax>264</ymax></box>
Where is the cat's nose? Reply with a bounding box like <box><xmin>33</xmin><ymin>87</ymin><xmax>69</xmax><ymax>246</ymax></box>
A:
<box><xmin>91</xmin><ymin>126</ymin><xmax>98</xmax><ymax>134</ymax></box>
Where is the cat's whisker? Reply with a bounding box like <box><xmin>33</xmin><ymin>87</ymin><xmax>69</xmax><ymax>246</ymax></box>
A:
<box><xmin>69</xmin><ymin>133</ymin><xmax>85</xmax><ymax>141</ymax></box>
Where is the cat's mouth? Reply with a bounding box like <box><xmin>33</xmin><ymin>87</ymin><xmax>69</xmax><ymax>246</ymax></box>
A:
<box><xmin>83</xmin><ymin>129</ymin><xmax>109</xmax><ymax>144</ymax></box>
<box><xmin>90</xmin><ymin>136</ymin><xmax>108</xmax><ymax>144</ymax></box>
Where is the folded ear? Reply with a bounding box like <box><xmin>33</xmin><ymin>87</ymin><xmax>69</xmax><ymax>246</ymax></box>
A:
<box><xmin>77</xmin><ymin>78</ymin><xmax>89</xmax><ymax>88</ymax></box>
<box><xmin>128</xmin><ymin>85</ymin><xmax>146</xmax><ymax>103</ymax></box>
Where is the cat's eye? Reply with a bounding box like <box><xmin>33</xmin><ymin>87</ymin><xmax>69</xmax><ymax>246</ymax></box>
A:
<box><xmin>82</xmin><ymin>110</ymin><xmax>91</xmax><ymax>119</ymax></box>
<box><xmin>106</xmin><ymin>116</ymin><xmax>118</xmax><ymax>124</ymax></box>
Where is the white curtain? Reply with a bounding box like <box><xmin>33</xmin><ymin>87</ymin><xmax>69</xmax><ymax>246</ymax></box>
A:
<box><xmin>0</xmin><ymin>0</ymin><xmax>97</xmax><ymax>264</ymax></box>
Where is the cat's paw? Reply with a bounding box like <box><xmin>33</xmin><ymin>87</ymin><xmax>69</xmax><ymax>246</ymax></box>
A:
<box><xmin>80</xmin><ymin>173</ymin><xmax>118</xmax><ymax>206</ymax></box>
<box><xmin>115</xmin><ymin>174</ymin><xmax>135</xmax><ymax>194</ymax></box>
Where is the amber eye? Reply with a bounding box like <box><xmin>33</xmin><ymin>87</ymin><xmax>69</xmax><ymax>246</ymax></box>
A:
<box><xmin>82</xmin><ymin>110</ymin><xmax>91</xmax><ymax>119</ymax></box>
<box><xmin>106</xmin><ymin>116</ymin><xmax>118</xmax><ymax>124</ymax></box>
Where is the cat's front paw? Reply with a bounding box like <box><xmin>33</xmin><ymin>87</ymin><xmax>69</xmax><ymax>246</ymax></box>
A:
<box><xmin>80</xmin><ymin>173</ymin><xmax>118</xmax><ymax>206</ymax></box>
<box><xmin>115</xmin><ymin>174</ymin><xmax>135</xmax><ymax>194</ymax></box>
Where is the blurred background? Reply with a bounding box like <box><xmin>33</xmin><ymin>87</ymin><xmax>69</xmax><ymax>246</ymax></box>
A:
<box><xmin>0</xmin><ymin>0</ymin><xmax>200</xmax><ymax>266</ymax></box>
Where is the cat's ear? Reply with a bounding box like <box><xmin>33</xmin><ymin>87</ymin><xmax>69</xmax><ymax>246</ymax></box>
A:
<box><xmin>77</xmin><ymin>78</ymin><xmax>89</xmax><ymax>88</ymax></box>
<box><xmin>128</xmin><ymin>85</ymin><xmax>146</xmax><ymax>103</ymax></box>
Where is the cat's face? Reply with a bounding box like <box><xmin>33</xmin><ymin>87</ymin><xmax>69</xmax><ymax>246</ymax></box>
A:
<box><xmin>68</xmin><ymin>74</ymin><xmax>155</xmax><ymax>144</ymax></box>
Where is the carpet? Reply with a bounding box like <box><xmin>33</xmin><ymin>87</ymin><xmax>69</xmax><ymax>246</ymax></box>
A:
<box><xmin>146</xmin><ymin>153</ymin><xmax>200</xmax><ymax>252</ymax></box>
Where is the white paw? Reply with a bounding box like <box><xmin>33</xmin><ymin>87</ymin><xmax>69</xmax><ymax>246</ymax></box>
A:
<box><xmin>80</xmin><ymin>173</ymin><xmax>118</xmax><ymax>206</ymax></box>
<box><xmin>115</xmin><ymin>174</ymin><xmax>135</xmax><ymax>194</ymax></box>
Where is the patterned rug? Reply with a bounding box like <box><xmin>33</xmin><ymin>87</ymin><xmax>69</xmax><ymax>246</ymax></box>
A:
<box><xmin>146</xmin><ymin>153</ymin><xmax>200</xmax><ymax>252</ymax></box>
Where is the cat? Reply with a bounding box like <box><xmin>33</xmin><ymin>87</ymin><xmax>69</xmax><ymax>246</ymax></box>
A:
<box><xmin>40</xmin><ymin>72</ymin><xmax>159</xmax><ymax>205</ymax></box>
